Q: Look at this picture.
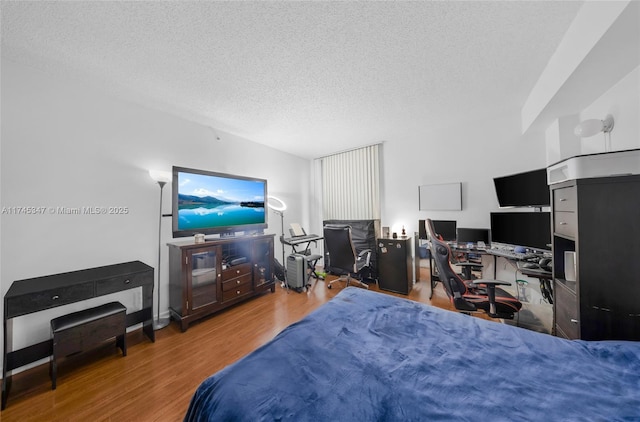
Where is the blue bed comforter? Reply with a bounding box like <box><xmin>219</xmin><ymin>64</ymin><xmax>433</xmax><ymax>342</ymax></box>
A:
<box><xmin>185</xmin><ymin>287</ymin><xmax>640</xmax><ymax>421</ymax></box>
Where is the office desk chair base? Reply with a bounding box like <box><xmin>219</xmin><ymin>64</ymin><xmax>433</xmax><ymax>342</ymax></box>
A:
<box><xmin>327</xmin><ymin>275</ymin><xmax>369</xmax><ymax>290</ymax></box>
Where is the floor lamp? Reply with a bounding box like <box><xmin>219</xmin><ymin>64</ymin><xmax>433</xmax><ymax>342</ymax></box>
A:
<box><xmin>149</xmin><ymin>169</ymin><xmax>172</xmax><ymax>330</ymax></box>
<box><xmin>267</xmin><ymin>195</ymin><xmax>287</xmax><ymax>267</ymax></box>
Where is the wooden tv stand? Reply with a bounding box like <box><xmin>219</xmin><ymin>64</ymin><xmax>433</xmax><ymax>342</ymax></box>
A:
<box><xmin>167</xmin><ymin>234</ymin><xmax>275</xmax><ymax>332</ymax></box>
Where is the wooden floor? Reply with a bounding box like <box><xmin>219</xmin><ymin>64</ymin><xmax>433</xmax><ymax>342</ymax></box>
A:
<box><xmin>1</xmin><ymin>268</ymin><xmax>491</xmax><ymax>421</ymax></box>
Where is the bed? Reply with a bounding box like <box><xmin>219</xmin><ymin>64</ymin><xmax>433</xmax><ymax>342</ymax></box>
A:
<box><xmin>185</xmin><ymin>287</ymin><xmax>640</xmax><ymax>421</ymax></box>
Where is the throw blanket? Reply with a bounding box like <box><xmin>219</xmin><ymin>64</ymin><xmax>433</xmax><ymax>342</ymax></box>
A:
<box><xmin>185</xmin><ymin>287</ymin><xmax>640</xmax><ymax>421</ymax></box>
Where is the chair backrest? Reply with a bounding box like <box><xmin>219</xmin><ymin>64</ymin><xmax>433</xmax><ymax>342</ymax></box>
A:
<box><xmin>426</xmin><ymin>219</ymin><xmax>468</xmax><ymax>301</ymax></box>
<box><xmin>323</xmin><ymin>225</ymin><xmax>357</xmax><ymax>273</ymax></box>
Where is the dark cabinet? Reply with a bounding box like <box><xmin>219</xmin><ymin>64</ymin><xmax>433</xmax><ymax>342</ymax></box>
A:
<box><xmin>551</xmin><ymin>175</ymin><xmax>640</xmax><ymax>340</ymax></box>
<box><xmin>168</xmin><ymin>234</ymin><xmax>275</xmax><ymax>331</ymax></box>
<box><xmin>377</xmin><ymin>236</ymin><xmax>413</xmax><ymax>295</ymax></box>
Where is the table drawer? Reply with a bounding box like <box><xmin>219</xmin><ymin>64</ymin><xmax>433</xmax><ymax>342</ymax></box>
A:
<box><xmin>555</xmin><ymin>281</ymin><xmax>579</xmax><ymax>339</ymax></box>
<box><xmin>96</xmin><ymin>271</ymin><xmax>152</xmax><ymax>295</ymax></box>
<box><xmin>553</xmin><ymin>186</ymin><xmax>577</xmax><ymax>212</ymax></box>
<box><xmin>221</xmin><ymin>263</ymin><xmax>252</xmax><ymax>281</ymax></box>
<box><xmin>221</xmin><ymin>281</ymin><xmax>252</xmax><ymax>301</ymax></box>
<box><xmin>554</xmin><ymin>211</ymin><xmax>577</xmax><ymax>238</ymax></box>
<box><xmin>221</xmin><ymin>273</ymin><xmax>252</xmax><ymax>292</ymax></box>
<box><xmin>6</xmin><ymin>282</ymin><xmax>95</xmax><ymax>317</ymax></box>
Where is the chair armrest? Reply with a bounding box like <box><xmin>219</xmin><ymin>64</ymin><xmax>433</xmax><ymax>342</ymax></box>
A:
<box><xmin>457</xmin><ymin>262</ymin><xmax>483</xmax><ymax>268</ymax></box>
<box><xmin>357</xmin><ymin>249</ymin><xmax>372</xmax><ymax>266</ymax></box>
<box><xmin>470</xmin><ymin>279</ymin><xmax>511</xmax><ymax>286</ymax></box>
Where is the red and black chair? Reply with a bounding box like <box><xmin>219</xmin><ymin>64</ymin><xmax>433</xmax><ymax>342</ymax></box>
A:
<box><xmin>426</xmin><ymin>219</ymin><xmax>521</xmax><ymax>319</ymax></box>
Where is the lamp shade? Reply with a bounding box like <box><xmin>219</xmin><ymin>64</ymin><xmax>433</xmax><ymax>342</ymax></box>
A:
<box><xmin>149</xmin><ymin>169</ymin><xmax>172</xmax><ymax>184</ymax></box>
<box><xmin>574</xmin><ymin>115</ymin><xmax>614</xmax><ymax>138</ymax></box>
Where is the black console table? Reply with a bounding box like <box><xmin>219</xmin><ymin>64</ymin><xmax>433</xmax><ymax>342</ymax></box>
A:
<box><xmin>2</xmin><ymin>260</ymin><xmax>155</xmax><ymax>409</ymax></box>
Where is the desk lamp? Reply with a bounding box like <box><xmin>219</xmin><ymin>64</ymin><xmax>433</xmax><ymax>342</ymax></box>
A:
<box><xmin>149</xmin><ymin>169</ymin><xmax>172</xmax><ymax>330</ymax></box>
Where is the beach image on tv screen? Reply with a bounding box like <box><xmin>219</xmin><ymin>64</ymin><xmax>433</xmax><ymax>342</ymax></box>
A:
<box><xmin>177</xmin><ymin>172</ymin><xmax>265</xmax><ymax>231</ymax></box>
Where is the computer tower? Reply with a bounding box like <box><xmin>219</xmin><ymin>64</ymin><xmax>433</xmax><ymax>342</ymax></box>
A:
<box><xmin>286</xmin><ymin>254</ymin><xmax>306</xmax><ymax>291</ymax></box>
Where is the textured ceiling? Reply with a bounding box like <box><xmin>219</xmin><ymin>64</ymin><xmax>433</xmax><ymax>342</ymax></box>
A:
<box><xmin>1</xmin><ymin>1</ymin><xmax>583</xmax><ymax>159</ymax></box>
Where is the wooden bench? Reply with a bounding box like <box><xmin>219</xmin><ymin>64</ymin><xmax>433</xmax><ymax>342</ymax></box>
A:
<box><xmin>50</xmin><ymin>301</ymin><xmax>127</xmax><ymax>389</ymax></box>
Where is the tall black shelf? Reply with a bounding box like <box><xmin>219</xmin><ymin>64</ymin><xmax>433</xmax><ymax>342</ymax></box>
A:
<box><xmin>551</xmin><ymin>174</ymin><xmax>640</xmax><ymax>341</ymax></box>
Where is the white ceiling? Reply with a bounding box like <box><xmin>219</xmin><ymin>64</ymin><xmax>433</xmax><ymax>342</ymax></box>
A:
<box><xmin>1</xmin><ymin>1</ymin><xmax>584</xmax><ymax>159</ymax></box>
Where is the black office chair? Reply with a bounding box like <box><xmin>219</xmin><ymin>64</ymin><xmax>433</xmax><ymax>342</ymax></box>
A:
<box><xmin>323</xmin><ymin>225</ymin><xmax>371</xmax><ymax>289</ymax></box>
<box><xmin>426</xmin><ymin>219</ymin><xmax>522</xmax><ymax>319</ymax></box>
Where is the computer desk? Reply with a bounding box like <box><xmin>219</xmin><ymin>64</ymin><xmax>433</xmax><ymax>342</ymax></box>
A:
<box><xmin>429</xmin><ymin>244</ymin><xmax>552</xmax><ymax>304</ymax></box>
<box><xmin>428</xmin><ymin>242</ymin><xmax>553</xmax><ymax>333</ymax></box>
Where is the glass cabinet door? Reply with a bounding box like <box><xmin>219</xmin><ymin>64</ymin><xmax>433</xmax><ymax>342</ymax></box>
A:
<box><xmin>253</xmin><ymin>238</ymin><xmax>273</xmax><ymax>287</ymax></box>
<box><xmin>189</xmin><ymin>247</ymin><xmax>218</xmax><ymax>310</ymax></box>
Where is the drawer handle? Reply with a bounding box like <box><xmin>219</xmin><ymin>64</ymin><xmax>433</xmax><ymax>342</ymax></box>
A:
<box><xmin>236</xmin><ymin>269</ymin><xmax>240</xmax><ymax>274</ymax></box>
<box><xmin>559</xmin><ymin>222</ymin><xmax>567</xmax><ymax>225</ymax></box>
<box><xmin>570</xmin><ymin>319</ymin><xmax>578</xmax><ymax>324</ymax></box>
<box><xmin>560</xmin><ymin>198</ymin><xmax>567</xmax><ymax>202</ymax></box>
<box><xmin>52</xmin><ymin>295</ymin><xmax>60</xmax><ymax>300</ymax></box>
<box><xmin>124</xmin><ymin>279</ymin><xmax>131</xmax><ymax>284</ymax></box>
<box><xmin>236</xmin><ymin>280</ymin><xmax>241</xmax><ymax>284</ymax></box>
<box><xmin>236</xmin><ymin>290</ymin><xmax>241</xmax><ymax>295</ymax></box>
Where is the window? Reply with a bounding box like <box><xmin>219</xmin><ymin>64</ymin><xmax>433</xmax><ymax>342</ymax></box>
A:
<box><xmin>319</xmin><ymin>144</ymin><xmax>380</xmax><ymax>220</ymax></box>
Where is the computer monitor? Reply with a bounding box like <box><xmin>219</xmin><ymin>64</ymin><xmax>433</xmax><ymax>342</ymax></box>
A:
<box><xmin>456</xmin><ymin>228</ymin><xmax>490</xmax><ymax>245</ymax></box>
<box><xmin>490</xmin><ymin>212</ymin><xmax>551</xmax><ymax>252</ymax></box>
<box><xmin>493</xmin><ymin>168</ymin><xmax>550</xmax><ymax>208</ymax></box>
<box><xmin>432</xmin><ymin>220</ymin><xmax>457</xmax><ymax>242</ymax></box>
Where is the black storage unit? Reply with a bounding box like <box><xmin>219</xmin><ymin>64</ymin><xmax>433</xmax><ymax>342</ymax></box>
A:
<box><xmin>377</xmin><ymin>236</ymin><xmax>413</xmax><ymax>295</ymax></box>
<box><xmin>323</xmin><ymin>219</ymin><xmax>380</xmax><ymax>281</ymax></box>
<box><xmin>551</xmin><ymin>174</ymin><xmax>640</xmax><ymax>341</ymax></box>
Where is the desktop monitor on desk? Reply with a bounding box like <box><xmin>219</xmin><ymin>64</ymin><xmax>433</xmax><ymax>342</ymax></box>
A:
<box><xmin>493</xmin><ymin>167</ymin><xmax>550</xmax><ymax>208</ymax></box>
<box><xmin>490</xmin><ymin>212</ymin><xmax>551</xmax><ymax>253</ymax></box>
<box><xmin>432</xmin><ymin>220</ymin><xmax>457</xmax><ymax>242</ymax></box>
<box><xmin>456</xmin><ymin>227</ymin><xmax>490</xmax><ymax>247</ymax></box>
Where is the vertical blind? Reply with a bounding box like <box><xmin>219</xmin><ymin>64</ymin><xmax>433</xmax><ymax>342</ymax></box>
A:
<box><xmin>320</xmin><ymin>144</ymin><xmax>380</xmax><ymax>220</ymax></box>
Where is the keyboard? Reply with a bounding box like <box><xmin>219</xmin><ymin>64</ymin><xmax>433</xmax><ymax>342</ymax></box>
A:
<box><xmin>486</xmin><ymin>248</ymin><xmax>538</xmax><ymax>261</ymax></box>
<box><xmin>281</xmin><ymin>234</ymin><xmax>322</xmax><ymax>245</ymax></box>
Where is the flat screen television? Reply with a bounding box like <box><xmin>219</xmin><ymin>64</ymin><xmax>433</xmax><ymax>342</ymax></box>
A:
<box><xmin>490</xmin><ymin>212</ymin><xmax>551</xmax><ymax>252</ymax></box>
<box><xmin>172</xmin><ymin>166</ymin><xmax>267</xmax><ymax>238</ymax></box>
<box><xmin>493</xmin><ymin>168</ymin><xmax>550</xmax><ymax>207</ymax></box>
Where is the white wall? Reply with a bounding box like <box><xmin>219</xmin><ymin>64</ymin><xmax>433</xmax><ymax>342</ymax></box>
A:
<box><xmin>545</xmin><ymin>65</ymin><xmax>640</xmax><ymax>164</ymax></box>
<box><xmin>0</xmin><ymin>60</ymin><xmax>310</xmax><ymax>371</ymax></box>
<box><xmin>579</xmin><ymin>66</ymin><xmax>640</xmax><ymax>155</ymax></box>
<box><xmin>380</xmin><ymin>109</ymin><xmax>547</xmax><ymax>237</ymax></box>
